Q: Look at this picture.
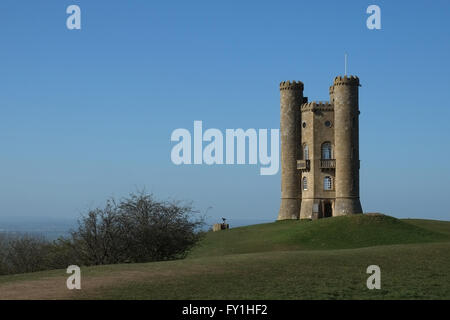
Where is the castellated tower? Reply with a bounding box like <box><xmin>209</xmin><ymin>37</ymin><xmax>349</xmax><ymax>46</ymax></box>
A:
<box><xmin>278</xmin><ymin>76</ymin><xmax>363</xmax><ymax>220</ymax></box>
<box><xmin>333</xmin><ymin>76</ymin><xmax>363</xmax><ymax>216</ymax></box>
<box><xmin>277</xmin><ymin>81</ymin><xmax>304</xmax><ymax>220</ymax></box>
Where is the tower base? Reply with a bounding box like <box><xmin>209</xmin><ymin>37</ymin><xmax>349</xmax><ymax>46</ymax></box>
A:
<box><xmin>334</xmin><ymin>198</ymin><xmax>363</xmax><ymax>216</ymax></box>
<box><xmin>277</xmin><ymin>198</ymin><xmax>300</xmax><ymax>220</ymax></box>
<box><xmin>300</xmin><ymin>199</ymin><xmax>336</xmax><ymax>219</ymax></box>
<box><xmin>299</xmin><ymin>199</ymin><xmax>314</xmax><ymax>219</ymax></box>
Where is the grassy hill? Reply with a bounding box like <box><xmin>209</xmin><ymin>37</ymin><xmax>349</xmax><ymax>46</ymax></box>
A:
<box><xmin>0</xmin><ymin>214</ymin><xmax>449</xmax><ymax>300</ymax></box>
<box><xmin>189</xmin><ymin>214</ymin><xmax>450</xmax><ymax>258</ymax></box>
<box><xmin>402</xmin><ymin>218</ymin><xmax>450</xmax><ymax>236</ymax></box>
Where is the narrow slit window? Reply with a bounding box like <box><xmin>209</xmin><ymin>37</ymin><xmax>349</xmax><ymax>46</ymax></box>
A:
<box><xmin>321</xmin><ymin>142</ymin><xmax>332</xmax><ymax>159</ymax></box>
<box><xmin>324</xmin><ymin>176</ymin><xmax>332</xmax><ymax>190</ymax></box>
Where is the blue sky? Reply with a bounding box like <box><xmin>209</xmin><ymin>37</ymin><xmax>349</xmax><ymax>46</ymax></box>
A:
<box><xmin>0</xmin><ymin>0</ymin><xmax>449</xmax><ymax>224</ymax></box>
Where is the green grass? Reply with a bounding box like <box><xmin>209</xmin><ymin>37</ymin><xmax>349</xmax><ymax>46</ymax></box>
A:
<box><xmin>1</xmin><ymin>214</ymin><xmax>449</xmax><ymax>299</ymax></box>
<box><xmin>78</xmin><ymin>241</ymin><xmax>450</xmax><ymax>300</ymax></box>
<box><xmin>188</xmin><ymin>214</ymin><xmax>450</xmax><ymax>258</ymax></box>
<box><xmin>402</xmin><ymin>218</ymin><xmax>450</xmax><ymax>236</ymax></box>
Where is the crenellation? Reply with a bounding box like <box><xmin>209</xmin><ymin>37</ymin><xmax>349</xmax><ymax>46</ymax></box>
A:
<box><xmin>280</xmin><ymin>80</ymin><xmax>304</xmax><ymax>90</ymax></box>
<box><xmin>301</xmin><ymin>101</ymin><xmax>334</xmax><ymax>112</ymax></box>
<box><xmin>333</xmin><ymin>75</ymin><xmax>360</xmax><ymax>86</ymax></box>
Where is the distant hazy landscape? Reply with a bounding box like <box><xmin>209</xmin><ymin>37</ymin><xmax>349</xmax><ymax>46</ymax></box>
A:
<box><xmin>0</xmin><ymin>216</ymin><xmax>76</xmax><ymax>240</ymax></box>
<box><xmin>0</xmin><ymin>216</ymin><xmax>274</xmax><ymax>240</ymax></box>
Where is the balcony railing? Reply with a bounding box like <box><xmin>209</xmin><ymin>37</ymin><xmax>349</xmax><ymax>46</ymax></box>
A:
<box><xmin>320</xmin><ymin>159</ymin><xmax>336</xmax><ymax>169</ymax></box>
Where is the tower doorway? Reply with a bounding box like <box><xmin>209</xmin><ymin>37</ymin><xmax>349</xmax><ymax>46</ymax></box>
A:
<box><xmin>323</xmin><ymin>202</ymin><xmax>333</xmax><ymax>218</ymax></box>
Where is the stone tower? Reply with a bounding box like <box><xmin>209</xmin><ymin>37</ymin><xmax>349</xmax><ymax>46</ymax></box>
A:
<box><xmin>333</xmin><ymin>76</ymin><xmax>363</xmax><ymax>216</ymax></box>
<box><xmin>277</xmin><ymin>81</ymin><xmax>304</xmax><ymax>220</ymax></box>
<box><xmin>278</xmin><ymin>75</ymin><xmax>363</xmax><ymax>220</ymax></box>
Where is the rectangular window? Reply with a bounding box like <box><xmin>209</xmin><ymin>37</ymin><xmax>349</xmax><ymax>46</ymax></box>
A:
<box><xmin>324</xmin><ymin>176</ymin><xmax>332</xmax><ymax>190</ymax></box>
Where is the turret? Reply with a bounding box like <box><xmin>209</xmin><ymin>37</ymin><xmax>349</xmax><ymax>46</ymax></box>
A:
<box><xmin>332</xmin><ymin>76</ymin><xmax>363</xmax><ymax>215</ymax></box>
<box><xmin>278</xmin><ymin>80</ymin><xmax>304</xmax><ymax>220</ymax></box>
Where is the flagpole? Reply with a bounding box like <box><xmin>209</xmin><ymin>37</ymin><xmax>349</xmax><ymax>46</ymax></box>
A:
<box><xmin>345</xmin><ymin>53</ymin><xmax>348</xmax><ymax>76</ymax></box>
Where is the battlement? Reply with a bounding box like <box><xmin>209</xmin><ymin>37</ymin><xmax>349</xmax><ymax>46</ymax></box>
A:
<box><xmin>301</xmin><ymin>101</ymin><xmax>333</xmax><ymax>112</ymax></box>
<box><xmin>280</xmin><ymin>80</ymin><xmax>304</xmax><ymax>91</ymax></box>
<box><xmin>333</xmin><ymin>75</ymin><xmax>360</xmax><ymax>86</ymax></box>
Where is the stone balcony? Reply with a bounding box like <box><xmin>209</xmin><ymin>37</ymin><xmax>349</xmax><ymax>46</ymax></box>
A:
<box><xmin>297</xmin><ymin>160</ymin><xmax>310</xmax><ymax>170</ymax></box>
<box><xmin>320</xmin><ymin>159</ymin><xmax>336</xmax><ymax>169</ymax></box>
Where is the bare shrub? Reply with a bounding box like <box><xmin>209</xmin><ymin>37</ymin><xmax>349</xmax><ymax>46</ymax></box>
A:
<box><xmin>0</xmin><ymin>192</ymin><xmax>205</xmax><ymax>275</ymax></box>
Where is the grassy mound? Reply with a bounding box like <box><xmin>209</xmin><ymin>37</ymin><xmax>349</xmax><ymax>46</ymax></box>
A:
<box><xmin>189</xmin><ymin>214</ymin><xmax>450</xmax><ymax>258</ymax></box>
<box><xmin>403</xmin><ymin>218</ymin><xmax>450</xmax><ymax>236</ymax></box>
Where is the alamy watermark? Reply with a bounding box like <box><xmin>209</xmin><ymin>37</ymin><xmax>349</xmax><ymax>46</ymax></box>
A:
<box><xmin>366</xmin><ymin>265</ymin><xmax>381</xmax><ymax>289</ymax></box>
<box><xmin>64</xmin><ymin>5</ymin><xmax>380</xmax><ymax>31</ymax></box>
<box><xmin>170</xmin><ymin>121</ymin><xmax>279</xmax><ymax>175</ymax></box>
<box><xmin>66</xmin><ymin>5</ymin><xmax>81</xmax><ymax>30</ymax></box>
<box><xmin>366</xmin><ymin>5</ymin><xmax>381</xmax><ymax>30</ymax></box>
<box><xmin>66</xmin><ymin>265</ymin><xmax>81</xmax><ymax>290</ymax></box>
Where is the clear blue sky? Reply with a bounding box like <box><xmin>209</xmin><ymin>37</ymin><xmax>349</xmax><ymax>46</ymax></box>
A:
<box><xmin>0</xmin><ymin>0</ymin><xmax>449</xmax><ymax>223</ymax></box>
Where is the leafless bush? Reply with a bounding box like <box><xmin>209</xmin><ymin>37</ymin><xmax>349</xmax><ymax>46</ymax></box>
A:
<box><xmin>0</xmin><ymin>234</ymin><xmax>9</xmax><ymax>274</ymax></box>
<box><xmin>72</xmin><ymin>192</ymin><xmax>205</xmax><ymax>265</ymax></box>
<box><xmin>0</xmin><ymin>192</ymin><xmax>205</xmax><ymax>275</ymax></box>
<box><xmin>6</xmin><ymin>235</ymin><xmax>50</xmax><ymax>274</ymax></box>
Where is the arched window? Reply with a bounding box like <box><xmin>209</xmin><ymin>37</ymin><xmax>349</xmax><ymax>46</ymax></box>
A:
<box><xmin>321</xmin><ymin>142</ymin><xmax>332</xmax><ymax>159</ymax></box>
<box><xmin>303</xmin><ymin>177</ymin><xmax>308</xmax><ymax>190</ymax></box>
<box><xmin>324</xmin><ymin>176</ymin><xmax>333</xmax><ymax>190</ymax></box>
<box><xmin>303</xmin><ymin>144</ymin><xmax>309</xmax><ymax>160</ymax></box>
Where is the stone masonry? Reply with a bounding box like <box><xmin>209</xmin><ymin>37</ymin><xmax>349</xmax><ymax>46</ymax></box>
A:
<box><xmin>277</xmin><ymin>76</ymin><xmax>363</xmax><ymax>220</ymax></box>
